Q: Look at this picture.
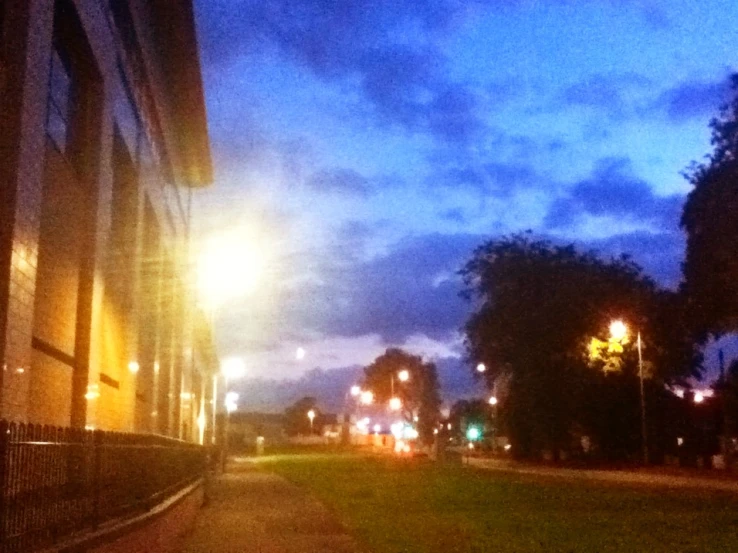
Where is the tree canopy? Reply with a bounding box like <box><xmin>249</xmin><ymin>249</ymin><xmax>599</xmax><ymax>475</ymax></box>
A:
<box><xmin>681</xmin><ymin>73</ymin><xmax>738</xmax><ymax>336</ymax></box>
<box><xmin>362</xmin><ymin>348</ymin><xmax>441</xmax><ymax>445</ymax></box>
<box><xmin>460</xmin><ymin>233</ymin><xmax>701</xmax><ymax>460</ymax></box>
<box><xmin>284</xmin><ymin>396</ymin><xmax>319</xmax><ymax>436</ymax></box>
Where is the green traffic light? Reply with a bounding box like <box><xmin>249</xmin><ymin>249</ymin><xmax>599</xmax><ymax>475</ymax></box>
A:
<box><xmin>466</xmin><ymin>426</ymin><xmax>481</xmax><ymax>441</ymax></box>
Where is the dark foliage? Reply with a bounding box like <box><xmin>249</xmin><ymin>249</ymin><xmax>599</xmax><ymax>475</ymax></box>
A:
<box><xmin>284</xmin><ymin>396</ymin><xmax>319</xmax><ymax>436</ymax></box>
<box><xmin>460</xmin><ymin>233</ymin><xmax>702</xmax><ymax>460</ymax></box>
<box><xmin>681</xmin><ymin>73</ymin><xmax>738</xmax><ymax>336</ymax></box>
<box><xmin>362</xmin><ymin>348</ymin><xmax>442</xmax><ymax>445</ymax></box>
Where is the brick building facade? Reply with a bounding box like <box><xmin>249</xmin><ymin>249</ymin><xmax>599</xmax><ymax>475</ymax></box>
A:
<box><xmin>0</xmin><ymin>0</ymin><xmax>216</xmax><ymax>442</ymax></box>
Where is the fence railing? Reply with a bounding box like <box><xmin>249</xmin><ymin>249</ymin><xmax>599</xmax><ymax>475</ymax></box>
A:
<box><xmin>0</xmin><ymin>420</ymin><xmax>207</xmax><ymax>553</ymax></box>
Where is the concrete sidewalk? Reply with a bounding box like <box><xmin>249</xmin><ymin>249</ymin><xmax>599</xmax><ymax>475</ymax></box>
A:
<box><xmin>179</xmin><ymin>460</ymin><xmax>364</xmax><ymax>553</ymax></box>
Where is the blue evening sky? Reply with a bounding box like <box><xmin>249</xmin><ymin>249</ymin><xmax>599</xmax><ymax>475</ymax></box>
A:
<box><xmin>193</xmin><ymin>0</ymin><xmax>738</xmax><ymax>411</ymax></box>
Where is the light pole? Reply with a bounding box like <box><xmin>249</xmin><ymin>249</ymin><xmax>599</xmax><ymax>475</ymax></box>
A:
<box><xmin>220</xmin><ymin>357</ymin><xmax>246</xmax><ymax>470</ymax></box>
<box><xmin>610</xmin><ymin>320</ymin><xmax>648</xmax><ymax>465</ymax></box>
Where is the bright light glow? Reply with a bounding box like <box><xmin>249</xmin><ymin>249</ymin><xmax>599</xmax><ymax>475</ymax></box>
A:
<box><xmin>398</xmin><ymin>369</ymin><xmax>410</xmax><ymax>382</ymax></box>
<box><xmin>128</xmin><ymin>361</ymin><xmax>140</xmax><ymax>374</ymax></box>
<box><xmin>225</xmin><ymin>391</ymin><xmax>239</xmax><ymax>413</ymax></box>
<box><xmin>468</xmin><ymin>442</ymin><xmax>475</xmax><ymax>450</ymax></box>
<box><xmin>466</xmin><ymin>426</ymin><xmax>481</xmax><ymax>441</ymax></box>
<box><xmin>488</xmin><ymin>396</ymin><xmax>498</xmax><ymax>406</ymax></box>
<box><xmin>609</xmin><ymin>320</ymin><xmax>628</xmax><ymax>341</ymax></box>
<box><xmin>221</xmin><ymin>357</ymin><xmax>246</xmax><ymax>380</ymax></box>
<box><xmin>84</xmin><ymin>384</ymin><xmax>100</xmax><ymax>401</ymax></box>
<box><xmin>433</xmin><ymin>428</ymin><xmax>439</xmax><ymax>435</ymax></box>
<box><xmin>389</xmin><ymin>397</ymin><xmax>402</xmax><ymax>410</ymax></box>
<box><xmin>350</xmin><ymin>385</ymin><xmax>361</xmax><ymax>396</ymax></box>
<box><xmin>307</xmin><ymin>409</ymin><xmax>316</xmax><ymax>421</ymax></box>
<box><xmin>694</xmin><ymin>392</ymin><xmax>705</xmax><ymax>404</ymax></box>
<box><xmin>197</xmin><ymin>231</ymin><xmax>266</xmax><ymax>308</ymax></box>
<box><xmin>476</xmin><ymin>363</ymin><xmax>486</xmax><ymax>373</ymax></box>
<box><xmin>373</xmin><ymin>424</ymin><xmax>381</xmax><ymax>433</ymax></box>
<box><xmin>447</xmin><ymin>423</ymin><xmax>452</xmax><ymax>430</ymax></box>
<box><xmin>504</xmin><ymin>444</ymin><xmax>511</xmax><ymax>451</ymax></box>
<box><xmin>296</xmin><ymin>347</ymin><xmax>306</xmax><ymax>361</ymax></box>
<box><xmin>677</xmin><ymin>437</ymin><xmax>684</xmax><ymax>446</ymax></box>
<box><xmin>360</xmin><ymin>390</ymin><xmax>374</xmax><ymax>405</ymax></box>
<box><xmin>394</xmin><ymin>440</ymin><xmax>405</xmax><ymax>453</ymax></box>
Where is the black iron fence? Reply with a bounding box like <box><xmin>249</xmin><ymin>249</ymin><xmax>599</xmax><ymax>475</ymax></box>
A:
<box><xmin>0</xmin><ymin>420</ymin><xmax>207</xmax><ymax>553</ymax></box>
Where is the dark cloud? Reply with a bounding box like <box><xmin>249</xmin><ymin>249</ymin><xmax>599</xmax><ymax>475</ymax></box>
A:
<box><xmin>276</xmin><ymin>233</ymin><xmax>482</xmax><ymax>344</ymax></box>
<box><xmin>429</xmin><ymin>158</ymin><xmax>547</xmax><ymax>198</ymax></box>
<box><xmin>557</xmin><ymin>73</ymin><xmax>650</xmax><ymax>119</ymax></box>
<box><xmin>651</xmin><ymin>76</ymin><xmax>732</xmax><ymax>123</ymax></box>
<box><xmin>307</xmin><ymin>168</ymin><xmax>372</xmax><ymax>196</ymax></box>
<box><xmin>584</xmin><ymin>230</ymin><xmax>685</xmax><ymax>289</ymax></box>
<box><xmin>440</xmin><ymin>208</ymin><xmax>468</xmax><ymax>224</ymax></box>
<box><xmin>196</xmin><ymin>0</ymin><xmax>485</xmax><ymax>144</ymax></box>
<box><xmin>545</xmin><ymin>157</ymin><xmax>684</xmax><ymax>230</ymax></box>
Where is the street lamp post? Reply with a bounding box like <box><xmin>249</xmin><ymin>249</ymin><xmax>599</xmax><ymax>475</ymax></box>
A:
<box><xmin>220</xmin><ymin>357</ymin><xmax>246</xmax><ymax>471</ymax></box>
<box><xmin>610</xmin><ymin>320</ymin><xmax>648</xmax><ymax>465</ymax></box>
<box><xmin>637</xmin><ymin>331</ymin><xmax>648</xmax><ymax>465</ymax></box>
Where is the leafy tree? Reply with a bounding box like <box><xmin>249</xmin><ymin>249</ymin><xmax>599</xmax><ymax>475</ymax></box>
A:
<box><xmin>362</xmin><ymin>348</ymin><xmax>441</xmax><ymax>445</ymax></box>
<box><xmin>284</xmin><ymin>396</ymin><xmax>319</xmax><ymax>436</ymax></box>
<box><xmin>681</xmin><ymin>73</ymin><xmax>738</xmax><ymax>336</ymax></box>
<box><xmin>460</xmin><ymin>233</ymin><xmax>700</xmax><ymax>461</ymax></box>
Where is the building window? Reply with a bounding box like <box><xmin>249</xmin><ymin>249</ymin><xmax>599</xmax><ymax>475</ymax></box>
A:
<box><xmin>46</xmin><ymin>42</ymin><xmax>73</xmax><ymax>153</ymax></box>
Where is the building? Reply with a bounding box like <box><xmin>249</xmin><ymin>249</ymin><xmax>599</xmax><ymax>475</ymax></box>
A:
<box><xmin>0</xmin><ymin>0</ymin><xmax>215</xmax><ymax>442</ymax></box>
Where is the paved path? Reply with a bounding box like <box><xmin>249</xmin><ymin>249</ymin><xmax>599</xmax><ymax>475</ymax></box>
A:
<box><xmin>466</xmin><ymin>456</ymin><xmax>738</xmax><ymax>492</ymax></box>
<box><xmin>180</xmin><ymin>460</ymin><xmax>364</xmax><ymax>553</ymax></box>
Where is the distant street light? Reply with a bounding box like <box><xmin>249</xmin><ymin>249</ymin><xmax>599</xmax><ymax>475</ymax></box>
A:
<box><xmin>307</xmin><ymin>409</ymin><xmax>316</xmax><ymax>433</ymax></box>
<box><xmin>360</xmin><ymin>390</ymin><xmax>374</xmax><ymax>405</ymax></box>
<box><xmin>476</xmin><ymin>363</ymin><xmax>486</xmax><ymax>373</ymax></box>
<box><xmin>610</xmin><ymin>319</ymin><xmax>648</xmax><ymax>465</ymax></box>
<box><xmin>398</xmin><ymin>369</ymin><xmax>410</xmax><ymax>382</ymax></box>
<box><xmin>350</xmin><ymin>385</ymin><xmax>361</xmax><ymax>397</ymax></box>
<box><xmin>694</xmin><ymin>391</ymin><xmax>705</xmax><ymax>404</ymax></box>
<box><xmin>488</xmin><ymin>396</ymin><xmax>498</xmax><ymax>406</ymax></box>
<box><xmin>389</xmin><ymin>397</ymin><xmax>402</xmax><ymax>411</ymax></box>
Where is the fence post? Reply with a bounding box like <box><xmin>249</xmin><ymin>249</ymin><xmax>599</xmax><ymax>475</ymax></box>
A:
<box><xmin>0</xmin><ymin>420</ymin><xmax>8</xmax><ymax>544</ymax></box>
<box><xmin>92</xmin><ymin>430</ymin><xmax>103</xmax><ymax>529</ymax></box>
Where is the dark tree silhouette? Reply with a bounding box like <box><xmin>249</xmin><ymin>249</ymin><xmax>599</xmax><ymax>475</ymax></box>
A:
<box><xmin>284</xmin><ymin>396</ymin><xmax>319</xmax><ymax>436</ymax></box>
<box><xmin>681</xmin><ymin>73</ymin><xmax>738</xmax><ymax>337</ymax></box>
<box><xmin>460</xmin><ymin>233</ymin><xmax>701</xmax><ymax>461</ymax></box>
<box><xmin>362</xmin><ymin>348</ymin><xmax>441</xmax><ymax>445</ymax></box>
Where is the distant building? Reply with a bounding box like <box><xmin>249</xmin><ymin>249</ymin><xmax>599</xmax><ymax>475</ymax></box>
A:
<box><xmin>0</xmin><ymin>0</ymin><xmax>214</xmax><ymax>442</ymax></box>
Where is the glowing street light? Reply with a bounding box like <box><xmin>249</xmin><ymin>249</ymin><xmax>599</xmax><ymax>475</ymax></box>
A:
<box><xmin>398</xmin><ymin>369</ymin><xmax>410</xmax><ymax>382</ymax></box>
<box><xmin>609</xmin><ymin>320</ymin><xmax>628</xmax><ymax>342</ymax></box>
<box><xmin>694</xmin><ymin>391</ymin><xmax>705</xmax><ymax>404</ymax></box>
<box><xmin>307</xmin><ymin>409</ymin><xmax>316</xmax><ymax>432</ymax></box>
<box><xmin>221</xmin><ymin>357</ymin><xmax>246</xmax><ymax>381</ymax></box>
<box><xmin>476</xmin><ymin>363</ymin><xmax>486</xmax><ymax>373</ymax></box>
<box><xmin>350</xmin><ymin>385</ymin><xmax>361</xmax><ymax>397</ymax></box>
<box><xmin>296</xmin><ymin>347</ymin><xmax>306</xmax><ymax>361</ymax></box>
<box><xmin>389</xmin><ymin>397</ymin><xmax>402</xmax><ymax>411</ymax></box>
<box><xmin>488</xmin><ymin>396</ymin><xmax>498</xmax><ymax>406</ymax></box>
<box><xmin>225</xmin><ymin>392</ymin><xmax>239</xmax><ymax>413</ymax></box>
<box><xmin>197</xmin><ymin>231</ymin><xmax>267</xmax><ymax>309</ymax></box>
<box><xmin>360</xmin><ymin>390</ymin><xmax>374</xmax><ymax>405</ymax></box>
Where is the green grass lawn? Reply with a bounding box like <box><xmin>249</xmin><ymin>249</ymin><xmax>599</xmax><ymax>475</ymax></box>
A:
<box><xmin>259</xmin><ymin>452</ymin><xmax>738</xmax><ymax>553</ymax></box>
